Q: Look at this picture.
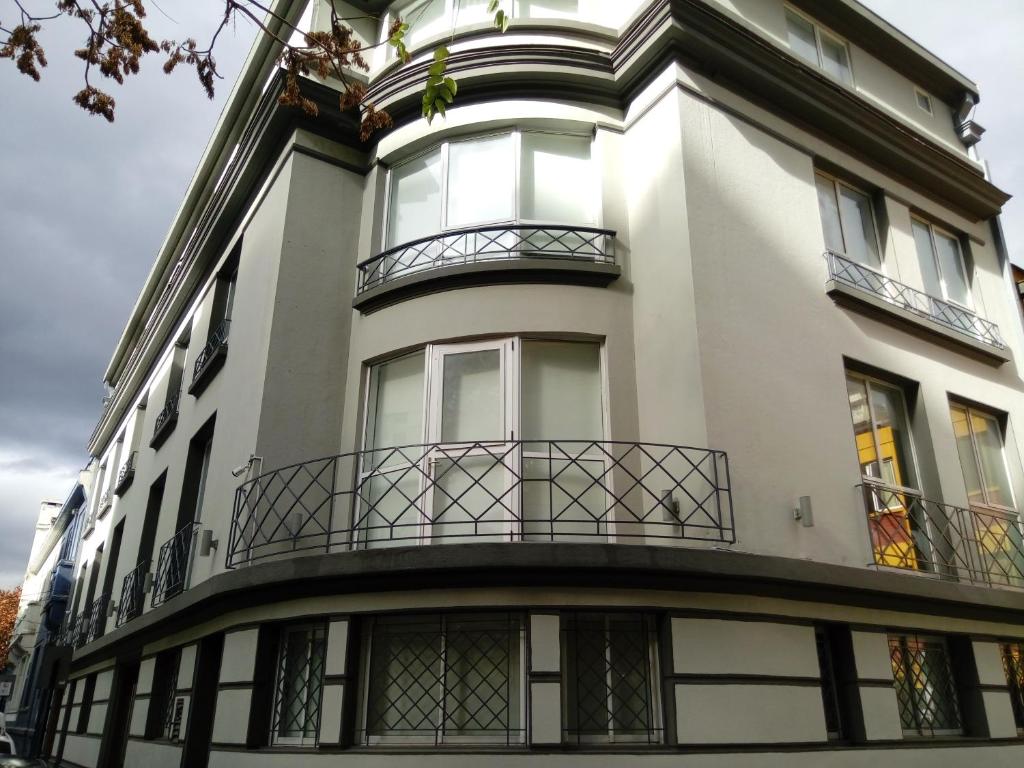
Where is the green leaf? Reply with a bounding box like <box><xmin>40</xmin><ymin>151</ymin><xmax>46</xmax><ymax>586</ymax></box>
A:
<box><xmin>488</xmin><ymin>0</ymin><xmax>499</xmax><ymax>11</ymax></box>
<box><xmin>433</xmin><ymin>45</ymin><xmax>449</xmax><ymax>62</ymax></box>
<box><xmin>439</xmin><ymin>86</ymin><xmax>454</xmax><ymax>103</ymax></box>
<box><xmin>501</xmin><ymin>13</ymin><xmax>510</xmax><ymax>32</ymax></box>
<box><xmin>444</xmin><ymin>76</ymin><xmax>458</xmax><ymax>96</ymax></box>
<box><xmin>428</xmin><ymin>60</ymin><xmax>446</xmax><ymax>77</ymax></box>
<box><xmin>434</xmin><ymin>99</ymin><xmax>446</xmax><ymax>116</ymax></box>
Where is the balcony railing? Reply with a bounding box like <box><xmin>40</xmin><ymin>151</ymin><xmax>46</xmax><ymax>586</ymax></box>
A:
<box><xmin>227</xmin><ymin>440</ymin><xmax>734</xmax><ymax>568</ymax></box>
<box><xmin>99</xmin><ymin>490</ymin><xmax>112</xmax><ymax>517</ymax></box>
<box><xmin>860</xmin><ymin>483</ymin><xmax>1024</xmax><ymax>588</ymax></box>
<box><xmin>83</xmin><ymin>593</ymin><xmax>110</xmax><ymax>645</ymax></box>
<box><xmin>114</xmin><ymin>451</ymin><xmax>137</xmax><ymax>496</ymax></box>
<box><xmin>189</xmin><ymin>318</ymin><xmax>230</xmax><ymax>395</ymax></box>
<box><xmin>356</xmin><ymin>225</ymin><xmax>617</xmax><ymax>295</ymax></box>
<box><xmin>116</xmin><ymin>560</ymin><xmax>150</xmax><ymax>627</ymax></box>
<box><xmin>152</xmin><ymin>522</ymin><xmax>199</xmax><ymax>607</ymax></box>
<box><xmin>825</xmin><ymin>251</ymin><xmax>1004</xmax><ymax>349</ymax></box>
<box><xmin>151</xmin><ymin>390</ymin><xmax>181</xmax><ymax>448</ymax></box>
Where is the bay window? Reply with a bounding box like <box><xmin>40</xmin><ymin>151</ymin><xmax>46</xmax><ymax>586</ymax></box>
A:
<box><xmin>385</xmin><ymin>129</ymin><xmax>596</xmax><ymax>248</ymax></box>
<box><xmin>357</xmin><ymin>338</ymin><xmax>605</xmax><ymax>546</ymax></box>
<box><xmin>912</xmin><ymin>218</ymin><xmax>971</xmax><ymax>307</ymax></box>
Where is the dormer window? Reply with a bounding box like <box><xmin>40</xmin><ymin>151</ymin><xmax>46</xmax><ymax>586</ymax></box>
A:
<box><xmin>785</xmin><ymin>8</ymin><xmax>853</xmax><ymax>85</ymax></box>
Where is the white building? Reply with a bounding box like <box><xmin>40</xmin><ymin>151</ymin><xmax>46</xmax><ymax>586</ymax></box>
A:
<box><xmin>49</xmin><ymin>1</ymin><xmax>1024</xmax><ymax>767</ymax></box>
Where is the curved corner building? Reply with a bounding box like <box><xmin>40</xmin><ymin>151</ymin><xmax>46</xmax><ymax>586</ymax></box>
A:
<box><xmin>46</xmin><ymin>1</ymin><xmax>1024</xmax><ymax>766</ymax></box>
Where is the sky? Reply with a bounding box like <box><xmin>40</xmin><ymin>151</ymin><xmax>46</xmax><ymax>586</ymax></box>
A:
<box><xmin>0</xmin><ymin>1</ymin><xmax>1022</xmax><ymax>587</ymax></box>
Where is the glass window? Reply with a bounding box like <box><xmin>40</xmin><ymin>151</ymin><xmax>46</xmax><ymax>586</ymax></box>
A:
<box><xmin>366</xmin><ymin>352</ymin><xmax>426</xmax><ymax>452</ymax></box>
<box><xmin>271</xmin><ymin>624</ymin><xmax>327</xmax><ymax>746</ymax></box>
<box><xmin>562</xmin><ymin>613</ymin><xmax>661</xmax><ymax>744</ymax></box>
<box><xmin>814</xmin><ymin>173</ymin><xmax>879</xmax><ymax>268</ymax></box>
<box><xmin>519</xmin><ymin>0</ymin><xmax>580</xmax><ymax>19</ymax></box>
<box><xmin>361</xmin><ymin>613</ymin><xmax>523</xmax><ymax>744</ymax></box>
<box><xmin>911</xmin><ymin>218</ymin><xmax>971</xmax><ymax>306</ymax></box>
<box><xmin>446</xmin><ymin>133</ymin><xmax>515</xmax><ymax>227</ymax></box>
<box><xmin>521</xmin><ymin>341</ymin><xmax>602</xmax><ymax>440</ymax></box>
<box><xmin>916</xmin><ymin>90</ymin><xmax>933</xmax><ymax>114</ymax></box>
<box><xmin>394</xmin><ymin>0</ymin><xmax>446</xmax><ymax>49</ymax></box>
<box><xmin>888</xmin><ymin>634</ymin><xmax>962</xmax><ymax>737</ymax></box>
<box><xmin>950</xmin><ymin>404</ymin><xmax>1014</xmax><ymax>509</ymax></box>
<box><xmin>521</xmin><ymin>132</ymin><xmax>594</xmax><ymax>224</ymax></box>
<box><xmin>1002</xmin><ymin>642</ymin><xmax>1024</xmax><ymax>732</ymax></box>
<box><xmin>786</xmin><ymin>9</ymin><xmax>852</xmax><ymax>84</ymax></box>
<box><xmin>388</xmin><ymin>149</ymin><xmax>443</xmax><ymax>247</ymax></box>
<box><xmin>386</xmin><ymin>131</ymin><xmax>596</xmax><ymax>247</ymax></box>
<box><xmin>439</xmin><ymin>349</ymin><xmax>502</xmax><ymax>442</ymax></box>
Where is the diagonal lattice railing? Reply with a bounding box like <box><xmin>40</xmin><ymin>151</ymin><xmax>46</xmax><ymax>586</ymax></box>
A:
<box><xmin>227</xmin><ymin>440</ymin><xmax>733</xmax><ymax>568</ymax></box>
<box><xmin>116</xmin><ymin>559</ymin><xmax>150</xmax><ymax>627</ymax></box>
<box><xmin>152</xmin><ymin>523</ymin><xmax>199</xmax><ymax>608</ymax></box>
<box><xmin>357</xmin><ymin>224</ymin><xmax>616</xmax><ymax>294</ymax></box>
<box><xmin>825</xmin><ymin>251</ymin><xmax>1004</xmax><ymax>348</ymax></box>
<box><xmin>114</xmin><ymin>451</ymin><xmax>137</xmax><ymax>495</ymax></box>
<box><xmin>859</xmin><ymin>483</ymin><xmax>1024</xmax><ymax>588</ymax></box>
<box><xmin>192</xmin><ymin>318</ymin><xmax>230</xmax><ymax>383</ymax></box>
<box><xmin>152</xmin><ymin>389</ymin><xmax>181</xmax><ymax>443</ymax></box>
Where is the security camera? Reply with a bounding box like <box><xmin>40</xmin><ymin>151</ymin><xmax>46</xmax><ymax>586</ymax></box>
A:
<box><xmin>230</xmin><ymin>454</ymin><xmax>262</xmax><ymax>478</ymax></box>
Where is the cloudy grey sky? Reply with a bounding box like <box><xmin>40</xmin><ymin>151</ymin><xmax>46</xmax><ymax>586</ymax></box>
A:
<box><xmin>0</xmin><ymin>1</ymin><xmax>1022</xmax><ymax>587</ymax></box>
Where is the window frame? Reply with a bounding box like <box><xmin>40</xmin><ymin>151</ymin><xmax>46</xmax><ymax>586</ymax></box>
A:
<box><xmin>1001</xmin><ymin>641</ymin><xmax>1024</xmax><ymax>734</ymax></box>
<box><xmin>815</xmin><ymin>170</ymin><xmax>884</xmax><ymax>271</ymax></box>
<box><xmin>382</xmin><ymin>128</ymin><xmax>600</xmax><ymax>249</ymax></box>
<box><xmin>914</xmin><ymin>88</ymin><xmax>934</xmax><ymax>116</ymax></box>
<box><xmin>911</xmin><ymin>216</ymin><xmax>973</xmax><ymax>309</ymax></box>
<box><xmin>357</xmin><ymin>612</ymin><xmax>527</xmax><ymax>746</ymax></box>
<box><xmin>887</xmin><ymin>632</ymin><xmax>963</xmax><ymax>738</ymax></box>
<box><xmin>784</xmin><ymin>6</ymin><xmax>855</xmax><ymax>85</ymax></box>
<box><xmin>269</xmin><ymin>622</ymin><xmax>327</xmax><ymax>748</ymax></box>
<box><xmin>560</xmin><ymin>611</ymin><xmax>663</xmax><ymax>745</ymax></box>
<box><xmin>949</xmin><ymin>402</ymin><xmax>1017</xmax><ymax>514</ymax></box>
<box><xmin>844</xmin><ymin>371</ymin><xmax>921</xmax><ymax>495</ymax></box>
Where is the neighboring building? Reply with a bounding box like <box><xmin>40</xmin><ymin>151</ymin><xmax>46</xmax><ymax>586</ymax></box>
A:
<box><xmin>5</xmin><ymin>470</ymin><xmax>91</xmax><ymax>757</ymax></box>
<box><xmin>48</xmin><ymin>1</ymin><xmax>1024</xmax><ymax>767</ymax></box>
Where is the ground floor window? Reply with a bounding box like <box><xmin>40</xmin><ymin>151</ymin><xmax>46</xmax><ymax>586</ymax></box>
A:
<box><xmin>360</xmin><ymin>613</ymin><xmax>524</xmax><ymax>745</ymax></box>
<box><xmin>271</xmin><ymin>623</ymin><xmax>327</xmax><ymax>746</ymax></box>
<box><xmin>145</xmin><ymin>648</ymin><xmax>181</xmax><ymax>740</ymax></box>
<box><xmin>888</xmin><ymin>633</ymin><xmax>962</xmax><ymax>737</ymax></box>
<box><xmin>1002</xmin><ymin>642</ymin><xmax>1024</xmax><ymax>733</ymax></box>
<box><xmin>561</xmin><ymin>612</ymin><xmax>662</xmax><ymax>744</ymax></box>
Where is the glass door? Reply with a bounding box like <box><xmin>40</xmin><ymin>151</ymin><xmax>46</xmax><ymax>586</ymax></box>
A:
<box><xmin>426</xmin><ymin>339</ymin><xmax>517</xmax><ymax>542</ymax></box>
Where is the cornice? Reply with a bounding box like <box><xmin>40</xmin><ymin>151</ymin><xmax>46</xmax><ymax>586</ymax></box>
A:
<box><xmin>70</xmin><ymin>543</ymin><xmax>1024</xmax><ymax>669</ymax></box>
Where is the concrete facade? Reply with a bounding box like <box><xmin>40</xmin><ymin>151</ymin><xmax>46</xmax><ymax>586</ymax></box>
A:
<box><xmin>43</xmin><ymin>0</ymin><xmax>1024</xmax><ymax>766</ymax></box>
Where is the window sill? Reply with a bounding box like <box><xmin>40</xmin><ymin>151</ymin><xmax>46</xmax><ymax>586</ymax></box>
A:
<box><xmin>353</xmin><ymin>258</ymin><xmax>621</xmax><ymax>313</ymax></box>
<box><xmin>825</xmin><ymin>279</ymin><xmax>1011</xmax><ymax>366</ymax></box>
<box><xmin>150</xmin><ymin>411</ymin><xmax>178</xmax><ymax>450</ymax></box>
<box><xmin>188</xmin><ymin>344</ymin><xmax>227</xmax><ymax>397</ymax></box>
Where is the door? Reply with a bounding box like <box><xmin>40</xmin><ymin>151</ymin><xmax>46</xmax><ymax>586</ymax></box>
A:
<box><xmin>426</xmin><ymin>339</ymin><xmax>517</xmax><ymax>542</ymax></box>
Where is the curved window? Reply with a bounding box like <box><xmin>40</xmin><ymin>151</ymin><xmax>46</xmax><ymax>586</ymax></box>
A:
<box><xmin>385</xmin><ymin>129</ymin><xmax>596</xmax><ymax>247</ymax></box>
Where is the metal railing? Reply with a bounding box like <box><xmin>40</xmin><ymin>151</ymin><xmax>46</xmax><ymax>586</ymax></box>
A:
<box><xmin>152</xmin><ymin>523</ymin><xmax>199</xmax><ymax>607</ymax></box>
<box><xmin>192</xmin><ymin>319</ymin><xmax>230</xmax><ymax>383</ymax></box>
<box><xmin>114</xmin><ymin>451</ymin><xmax>137</xmax><ymax>495</ymax></box>
<box><xmin>99</xmin><ymin>490</ymin><xmax>112</xmax><ymax>515</ymax></box>
<box><xmin>152</xmin><ymin>390</ymin><xmax>181</xmax><ymax>442</ymax></box>
<box><xmin>227</xmin><ymin>440</ymin><xmax>733</xmax><ymax>568</ymax></box>
<box><xmin>859</xmin><ymin>483</ymin><xmax>1024</xmax><ymax>588</ymax></box>
<box><xmin>825</xmin><ymin>251</ymin><xmax>1004</xmax><ymax>348</ymax></box>
<box><xmin>116</xmin><ymin>560</ymin><xmax>150</xmax><ymax>627</ymax></box>
<box><xmin>357</xmin><ymin>224</ymin><xmax>617</xmax><ymax>294</ymax></box>
<box><xmin>83</xmin><ymin>593</ymin><xmax>110</xmax><ymax>644</ymax></box>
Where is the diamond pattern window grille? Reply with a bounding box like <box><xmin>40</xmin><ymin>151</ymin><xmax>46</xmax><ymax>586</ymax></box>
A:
<box><xmin>271</xmin><ymin>623</ymin><xmax>327</xmax><ymax>746</ymax></box>
<box><xmin>362</xmin><ymin>613</ymin><xmax>523</xmax><ymax>745</ymax></box>
<box><xmin>1002</xmin><ymin>642</ymin><xmax>1024</xmax><ymax>731</ymax></box>
<box><xmin>562</xmin><ymin>613</ymin><xmax>661</xmax><ymax>744</ymax></box>
<box><xmin>888</xmin><ymin>634</ymin><xmax>962</xmax><ymax>736</ymax></box>
<box><xmin>152</xmin><ymin>649</ymin><xmax>181</xmax><ymax>740</ymax></box>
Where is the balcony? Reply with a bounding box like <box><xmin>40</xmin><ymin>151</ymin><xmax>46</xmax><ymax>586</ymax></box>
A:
<box><xmin>227</xmin><ymin>440</ymin><xmax>733</xmax><ymax>568</ymax></box>
<box><xmin>113</xmin><ymin>451</ymin><xmax>137</xmax><ymax>496</ymax></box>
<box><xmin>860</xmin><ymin>483</ymin><xmax>1024</xmax><ymax>588</ymax></box>
<box><xmin>354</xmin><ymin>225</ymin><xmax>619</xmax><ymax>312</ymax></box>
<box><xmin>152</xmin><ymin>522</ymin><xmax>199</xmax><ymax>607</ymax></box>
<box><xmin>824</xmin><ymin>251</ymin><xmax>1009</xmax><ymax>364</ymax></box>
<box><xmin>188</xmin><ymin>319</ymin><xmax>230</xmax><ymax>396</ymax></box>
<box><xmin>116</xmin><ymin>560</ymin><xmax>150</xmax><ymax>627</ymax></box>
<box><xmin>98</xmin><ymin>490</ymin><xmax>112</xmax><ymax>519</ymax></box>
<box><xmin>150</xmin><ymin>390</ymin><xmax>181</xmax><ymax>449</ymax></box>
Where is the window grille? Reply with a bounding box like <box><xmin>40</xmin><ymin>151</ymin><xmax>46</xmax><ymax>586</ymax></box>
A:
<box><xmin>1002</xmin><ymin>642</ymin><xmax>1024</xmax><ymax>732</ymax></box>
<box><xmin>562</xmin><ymin>613</ymin><xmax>661</xmax><ymax>744</ymax></box>
<box><xmin>146</xmin><ymin>648</ymin><xmax>180</xmax><ymax>740</ymax></box>
<box><xmin>361</xmin><ymin>613</ymin><xmax>524</xmax><ymax>745</ymax></box>
<box><xmin>888</xmin><ymin>634</ymin><xmax>962</xmax><ymax>736</ymax></box>
<box><xmin>271</xmin><ymin>623</ymin><xmax>327</xmax><ymax>746</ymax></box>
<box><xmin>815</xmin><ymin>626</ymin><xmax>844</xmax><ymax>741</ymax></box>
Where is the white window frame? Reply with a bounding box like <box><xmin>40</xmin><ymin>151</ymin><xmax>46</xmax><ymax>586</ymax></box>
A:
<box><xmin>950</xmin><ymin>403</ymin><xmax>1018</xmax><ymax>515</ymax></box>
<box><xmin>911</xmin><ymin>216</ymin><xmax>973</xmax><ymax>309</ymax></box>
<box><xmin>816</xmin><ymin>171</ymin><xmax>884</xmax><ymax>272</ymax></box>
<box><xmin>784</xmin><ymin>6</ymin><xmax>855</xmax><ymax>85</ymax></box>
<box><xmin>357</xmin><ymin>336</ymin><xmax>609</xmax><ymax>545</ymax></box>
<box><xmin>382</xmin><ymin>128</ymin><xmax>600</xmax><ymax>249</ymax></box>
<box><xmin>845</xmin><ymin>371</ymin><xmax>921</xmax><ymax>496</ymax></box>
